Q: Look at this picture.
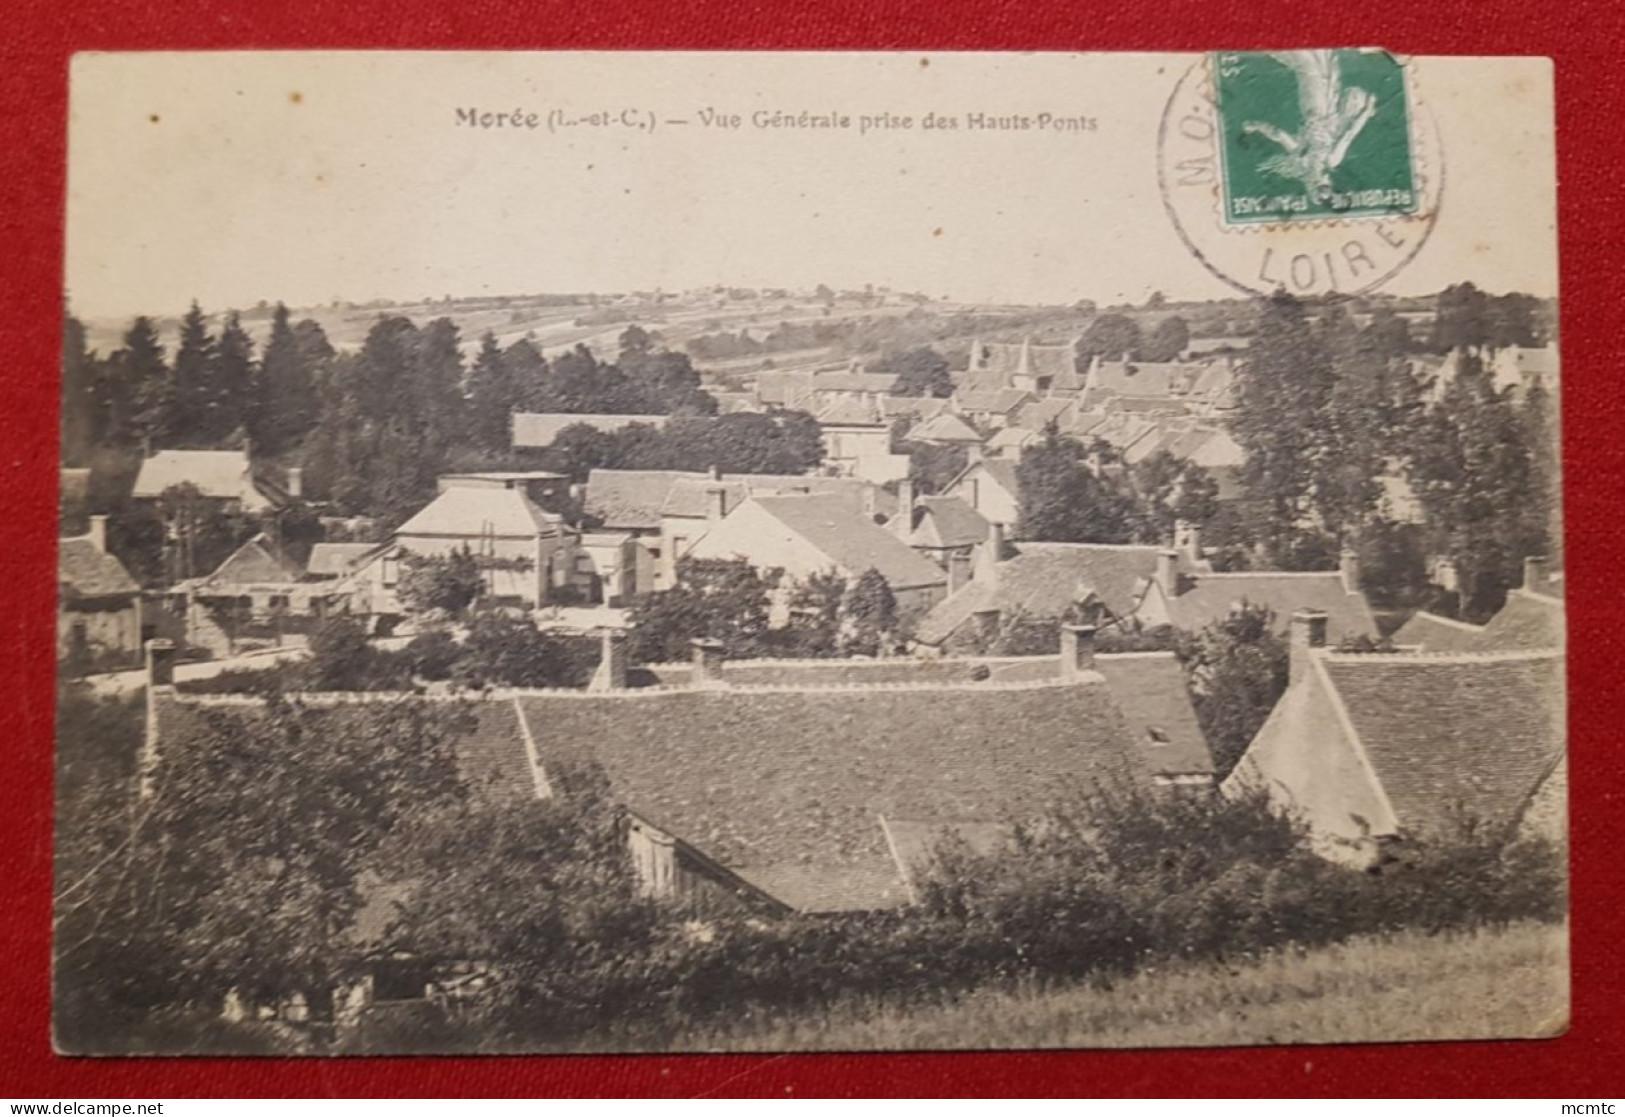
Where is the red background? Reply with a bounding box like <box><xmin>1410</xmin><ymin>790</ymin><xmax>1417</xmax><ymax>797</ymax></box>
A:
<box><xmin>3</xmin><ymin>0</ymin><xmax>1621</xmax><ymax>1098</ymax></box>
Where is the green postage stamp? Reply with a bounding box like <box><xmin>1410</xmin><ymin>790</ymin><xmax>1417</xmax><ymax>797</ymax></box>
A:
<box><xmin>1213</xmin><ymin>49</ymin><xmax>1420</xmax><ymax>225</ymax></box>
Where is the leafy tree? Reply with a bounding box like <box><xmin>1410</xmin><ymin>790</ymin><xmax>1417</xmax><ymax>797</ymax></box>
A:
<box><xmin>1140</xmin><ymin>315</ymin><xmax>1191</xmax><ymax>362</ymax></box>
<box><xmin>170</xmin><ymin>302</ymin><xmax>216</xmax><ymax>443</ymax></box>
<box><xmin>155</xmin><ymin>482</ymin><xmax>258</xmax><ymax>582</ymax></box>
<box><xmin>905</xmin><ymin>442</ymin><xmax>969</xmax><ymax>496</ymax></box>
<box><xmin>839</xmin><ymin>567</ymin><xmax>898</xmax><ymax>656</ymax></box>
<box><xmin>875</xmin><ymin>346</ymin><xmax>952</xmax><ymax>398</ymax></box>
<box><xmin>251</xmin><ymin>304</ymin><xmax>324</xmax><ymax>456</ymax></box>
<box><xmin>1408</xmin><ymin>354</ymin><xmax>1547</xmax><ymax>619</ymax></box>
<box><xmin>397</xmin><ymin>548</ymin><xmax>485</xmax><ymax>618</ymax></box>
<box><xmin>1076</xmin><ymin>313</ymin><xmax>1143</xmax><ymax>363</ymax></box>
<box><xmin>450</xmin><ymin>611</ymin><xmax>595</xmax><ymax>689</ymax></box>
<box><xmin>1173</xmin><ymin>603</ymin><xmax>1289</xmax><ymax>779</ymax></box>
<box><xmin>1133</xmin><ymin>450</ymin><xmax>1219</xmax><ymax>542</ymax></box>
<box><xmin>782</xmin><ymin>569</ymin><xmax>847</xmax><ymax>657</ymax></box>
<box><xmin>1016</xmin><ymin>427</ymin><xmax>1141</xmax><ymax>543</ymax></box>
<box><xmin>1230</xmin><ymin>290</ymin><xmax>1336</xmax><ymax>564</ymax></box>
<box><xmin>116</xmin><ymin>317</ymin><xmax>172</xmax><ymax>449</ymax></box>
<box><xmin>627</xmin><ymin>557</ymin><xmax>776</xmax><ymax>662</ymax></box>
<box><xmin>61</xmin><ymin>314</ymin><xmax>99</xmax><ymax>466</ymax></box>
<box><xmin>305</xmin><ymin>615</ymin><xmax>378</xmax><ymax>691</ymax></box>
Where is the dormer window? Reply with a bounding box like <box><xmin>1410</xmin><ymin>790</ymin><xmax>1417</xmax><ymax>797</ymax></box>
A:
<box><xmin>1146</xmin><ymin>726</ymin><xmax>1171</xmax><ymax>745</ymax></box>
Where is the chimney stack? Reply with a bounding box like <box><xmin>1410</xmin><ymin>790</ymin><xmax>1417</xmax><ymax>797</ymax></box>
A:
<box><xmin>708</xmin><ymin>464</ymin><xmax>721</xmax><ymax>481</ymax></box>
<box><xmin>705</xmin><ymin>485</ymin><xmax>728</xmax><ymax>524</ymax></box>
<box><xmin>1156</xmin><ymin>549</ymin><xmax>1181</xmax><ymax>597</ymax></box>
<box><xmin>1059</xmin><ymin>623</ymin><xmax>1097</xmax><ymax>682</ymax></box>
<box><xmin>286</xmin><ymin>467</ymin><xmax>303</xmax><ymax>500</ymax></box>
<box><xmin>1288</xmin><ymin>609</ymin><xmax>1329</xmax><ymax>686</ymax></box>
<box><xmin>88</xmin><ymin>514</ymin><xmax>108</xmax><ymax>554</ymax></box>
<box><xmin>690</xmin><ymin>637</ymin><xmax>727</xmax><ymax>687</ymax></box>
<box><xmin>1175</xmin><ymin>519</ymin><xmax>1202</xmax><ymax>564</ymax></box>
<box><xmin>894</xmin><ymin>478</ymin><xmax>916</xmax><ymax>536</ymax></box>
<box><xmin>1523</xmin><ymin>555</ymin><xmax>1549</xmax><ymax>593</ymax></box>
<box><xmin>588</xmin><ymin>627</ymin><xmax>628</xmax><ymax>692</ymax></box>
<box><xmin>948</xmin><ymin>549</ymin><xmax>973</xmax><ymax>594</ymax></box>
<box><xmin>1339</xmin><ymin>546</ymin><xmax>1362</xmax><ymax>594</ymax></box>
<box><xmin>141</xmin><ymin>638</ymin><xmax>178</xmax><ymax>797</ymax></box>
<box><xmin>975</xmin><ymin>522</ymin><xmax>1005</xmax><ymax>585</ymax></box>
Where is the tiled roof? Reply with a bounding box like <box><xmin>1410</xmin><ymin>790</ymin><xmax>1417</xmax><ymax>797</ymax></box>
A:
<box><xmin>510</xmin><ymin>412</ymin><xmax>668</xmax><ymax>449</ymax></box>
<box><xmin>1392</xmin><ymin>610</ymin><xmax>1489</xmax><ymax>653</ymax></box>
<box><xmin>911</xmin><ymin>496</ymin><xmax>990</xmax><ymax>550</ymax></box>
<box><xmin>306</xmin><ymin>542</ymin><xmax>378</xmax><ymax>577</ymax></box>
<box><xmin>909</xmin><ymin>412</ymin><xmax>984</xmax><ymax>444</ymax></box>
<box><xmin>1320</xmin><ymin>651</ymin><xmax>1565</xmax><ymax>837</ymax></box>
<box><xmin>949</xmin><ymin>458</ymin><xmax>1019</xmax><ymax>500</ymax></box>
<box><xmin>132</xmin><ymin>450</ymin><xmax>270</xmax><ymax>509</ymax></box>
<box><xmin>518</xmin><ymin>678</ymin><xmax>1152</xmax><ymax>912</ymax></box>
<box><xmin>396</xmin><ymin>486</ymin><xmax>559</xmax><ymax>539</ymax></box>
<box><xmin>964</xmin><ymin>341</ymin><xmax>1079</xmax><ymax>392</ymax></box>
<box><xmin>195</xmin><ymin>534</ymin><xmax>304</xmax><ymax>587</ymax></box>
<box><xmin>58</xmin><ymin>537</ymin><xmax>139</xmax><ymax>599</ymax></box>
<box><xmin>754</xmin><ymin>493</ymin><xmax>946</xmax><ymax>590</ymax></box>
<box><xmin>1477</xmin><ymin>589</ymin><xmax>1565</xmax><ymax>651</ymax></box>
<box><xmin>954</xmin><ymin>389</ymin><xmax>1033</xmax><ymax>416</ymax></box>
<box><xmin>986</xmin><ymin>426</ymin><xmax>1039</xmax><ymax>452</ymax></box>
<box><xmin>1089</xmin><ymin>359</ymin><xmax>1206</xmax><ymax>399</ymax></box>
<box><xmin>1166</xmin><ymin>572</ymin><xmax>1377</xmax><ymax>643</ymax></box>
<box><xmin>585</xmin><ymin>469</ymin><xmax>885</xmax><ymax>530</ymax></box>
<box><xmin>988</xmin><ymin>652</ymin><xmax>1212</xmax><ymax>778</ymax></box>
<box><xmin>815</xmin><ymin>394</ymin><xmax>885</xmax><ymax>426</ymax></box>
<box><xmin>1012</xmin><ymin>398</ymin><xmax>1074</xmax><ymax>431</ymax></box>
<box><xmin>880</xmin><ymin>397</ymin><xmax>949</xmax><ymax>422</ymax></box>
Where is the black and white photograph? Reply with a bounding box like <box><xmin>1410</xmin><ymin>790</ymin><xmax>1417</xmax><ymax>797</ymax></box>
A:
<box><xmin>53</xmin><ymin>50</ymin><xmax>1565</xmax><ymax>1055</ymax></box>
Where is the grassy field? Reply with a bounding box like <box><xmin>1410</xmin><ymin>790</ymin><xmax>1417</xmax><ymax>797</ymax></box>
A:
<box><xmin>664</xmin><ymin>921</ymin><xmax>1568</xmax><ymax>1053</ymax></box>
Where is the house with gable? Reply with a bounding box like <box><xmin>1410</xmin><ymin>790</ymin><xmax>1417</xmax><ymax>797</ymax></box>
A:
<box><xmin>170</xmin><ymin>532</ymin><xmax>353</xmax><ymax>654</ymax></box>
<box><xmin>392</xmin><ymin>476</ymin><xmax>571</xmax><ymax>609</ymax></box>
<box><xmin>58</xmin><ymin>516</ymin><xmax>143</xmax><ymax>666</ymax></box>
<box><xmin>959</xmin><ymin>337</ymin><xmax>1084</xmax><ymax>396</ymax></box>
<box><xmin>1224</xmin><ymin>610</ymin><xmax>1566</xmax><ymax>867</ymax></box>
<box><xmin>814</xmin><ymin>394</ymin><xmax>908</xmax><ymax>483</ymax></box>
<box><xmin>131</xmin><ymin>448</ymin><xmax>284</xmax><ymax>514</ymax></box>
<box><xmin>140</xmin><ymin>621</ymin><xmax>1209</xmax><ymax>925</ymax></box>
<box><xmin>941</xmin><ymin>457</ymin><xmax>1021</xmax><ymax>533</ymax></box>
<box><xmin>686</xmin><ymin>490</ymin><xmax>948</xmax><ymax>614</ymax></box>
<box><xmin>1393</xmin><ymin>557</ymin><xmax>1565</xmax><ymax>654</ymax></box>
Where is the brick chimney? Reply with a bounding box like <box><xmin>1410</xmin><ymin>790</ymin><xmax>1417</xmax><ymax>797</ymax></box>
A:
<box><xmin>1339</xmin><ymin>545</ymin><xmax>1362</xmax><ymax>594</ymax></box>
<box><xmin>948</xmin><ymin>549</ymin><xmax>973</xmax><ymax>594</ymax></box>
<box><xmin>1156</xmin><ymin>549</ymin><xmax>1181</xmax><ymax>597</ymax></box>
<box><xmin>1523</xmin><ymin>555</ymin><xmax>1549</xmax><ymax>592</ymax></box>
<box><xmin>286</xmin><ymin>466</ymin><xmax>303</xmax><ymax>500</ymax></box>
<box><xmin>88</xmin><ymin>514</ymin><xmax>108</xmax><ymax>554</ymax></box>
<box><xmin>1174</xmin><ymin>519</ymin><xmax>1202</xmax><ymax>564</ymax></box>
<box><xmin>894</xmin><ymin>478</ymin><xmax>916</xmax><ymax>537</ymax></box>
<box><xmin>690</xmin><ymin>637</ymin><xmax>727</xmax><ymax>687</ymax></box>
<box><xmin>975</xmin><ymin>522</ymin><xmax>1005</xmax><ymax>585</ymax></box>
<box><xmin>588</xmin><ymin>627</ymin><xmax>628</xmax><ymax>692</ymax></box>
<box><xmin>1289</xmin><ymin>609</ymin><xmax>1329</xmax><ymax>686</ymax></box>
<box><xmin>1059</xmin><ymin>623</ymin><xmax>1097</xmax><ymax>682</ymax></box>
<box><xmin>141</xmin><ymin>639</ymin><xmax>178</xmax><ymax>797</ymax></box>
<box><xmin>705</xmin><ymin>485</ymin><xmax>728</xmax><ymax>524</ymax></box>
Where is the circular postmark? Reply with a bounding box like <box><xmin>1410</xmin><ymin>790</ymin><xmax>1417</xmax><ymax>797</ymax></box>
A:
<box><xmin>1157</xmin><ymin>50</ymin><xmax>1443</xmax><ymax>298</ymax></box>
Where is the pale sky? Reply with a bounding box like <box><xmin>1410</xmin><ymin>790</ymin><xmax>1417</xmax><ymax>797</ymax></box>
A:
<box><xmin>65</xmin><ymin>51</ymin><xmax>1558</xmax><ymax>321</ymax></box>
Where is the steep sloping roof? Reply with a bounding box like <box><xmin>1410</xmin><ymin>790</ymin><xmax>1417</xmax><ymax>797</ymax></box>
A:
<box><xmin>913</xmin><ymin>543</ymin><xmax>1163</xmax><ymax>647</ymax></box>
<box><xmin>58</xmin><ymin>537</ymin><xmax>139</xmax><ymax>599</ymax></box>
<box><xmin>987</xmin><ymin>426</ymin><xmax>1040</xmax><ymax>453</ymax></box>
<box><xmin>954</xmin><ymin>389</ymin><xmax>1033</xmax><ymax>416</ymax></box>
<box><xmin>195</xmin><ymin>533</ymin><xmax>305</xmax><ymax>587</ymax></box>
<box><xmin>754</xmin><ymin>493</ymin><xmax>946</xmax><ymax>590</ymax></box>
<box><xmin>1477</xmin><ymin>589</ymin><xmax>1565</xmax><ymax>652</ymax></box>
<box><xmin>880</xmin><ymin>396</ymin><xmax>949</xmax><ymax>422</ymax></box>
<box><xmin>1013</xmin><ymin>398</ymin><xmax>1074</xmax><ymax>431</ymax></box>
<box><xmin>1089</xmin><ymin>360</ymin><xmax>1205</xmax><ymax>399</ymax></box>
<box><xmin>396</xmin><ymin>487</ymin><xmax>559</xmax><ymax>540</ymax></box>
<box><xmin>1165</xmin><ymin>572</ymin><xmax>1377</xmax><ymax>643</ymax></box>
<box><xmin>909</xmin><ymin>412</ymin><xmax>984</xmax><ymax>444</ymax></box>
<box><xmin>585</xmin><ymin>469</ymin><xmax>885</xmax><ymax>530</ymax></box>
<box><xmin>1320</xmin><ymin>651</ymin><xmax>1565</xmax><ymax>837</ymax></box>
<box><xmin>132</xmin><ymin>450</ymin><xmax>270</xmax><ymax>509</ymax></box>
<box><xmin>1392</xmin><ymin>610</ymin><xmax>1489</xmax><ymax>653</ymax></box>
<box><xmin>948</xmin><ymin>457</ymin><xmax>1019</xmax><ymax>501</ymax></box>
<box><xmin>518</xmin><ymin>678</ymin><xmax>1151</xmax><ymax>912</ymax></box>
<box><xmin>815</xmin><ymin>395</ymin><xmax>885</xmax><ymax>426</ymax></box>
<box><xmin>510</xmin><ymin>412</ymin><xmax>668</xmax><ymax>449</ymax></box>
<box><xmin>911</xmin><ymin>496</ymin><xmax>990</xmax><ymax>550</ymax></box>
<box><xmin>306</xmin><ymin>542</ymin><xmax>378</xmax><ymax>578</ymax></box>
<box><xmin>963</xmin><ymin>341</ymin><xmax>1078</xmax><ymax>392</ymax></box>
<box><xmin>989</xmin><ymin>652</ymin><xmax>1212</xmax><ymax>779</ymax></box>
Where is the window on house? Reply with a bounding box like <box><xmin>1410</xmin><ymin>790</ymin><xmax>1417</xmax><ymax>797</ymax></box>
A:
<box><xmin>1146</xmin><ymin>726</ymin><xmax>1171</xmax><ymax>745</ymax></box>
<box><xmin>269</xmin><ymin>595</ymin><xmax>290</xmax><ymax>611</ymax></box>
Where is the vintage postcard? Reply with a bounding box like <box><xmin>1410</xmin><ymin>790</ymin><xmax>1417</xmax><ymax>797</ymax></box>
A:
<box><xmin>55</xmin><ymin>51</ymin><xmax>1565</xmax><ymax>1055</ymax></box>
